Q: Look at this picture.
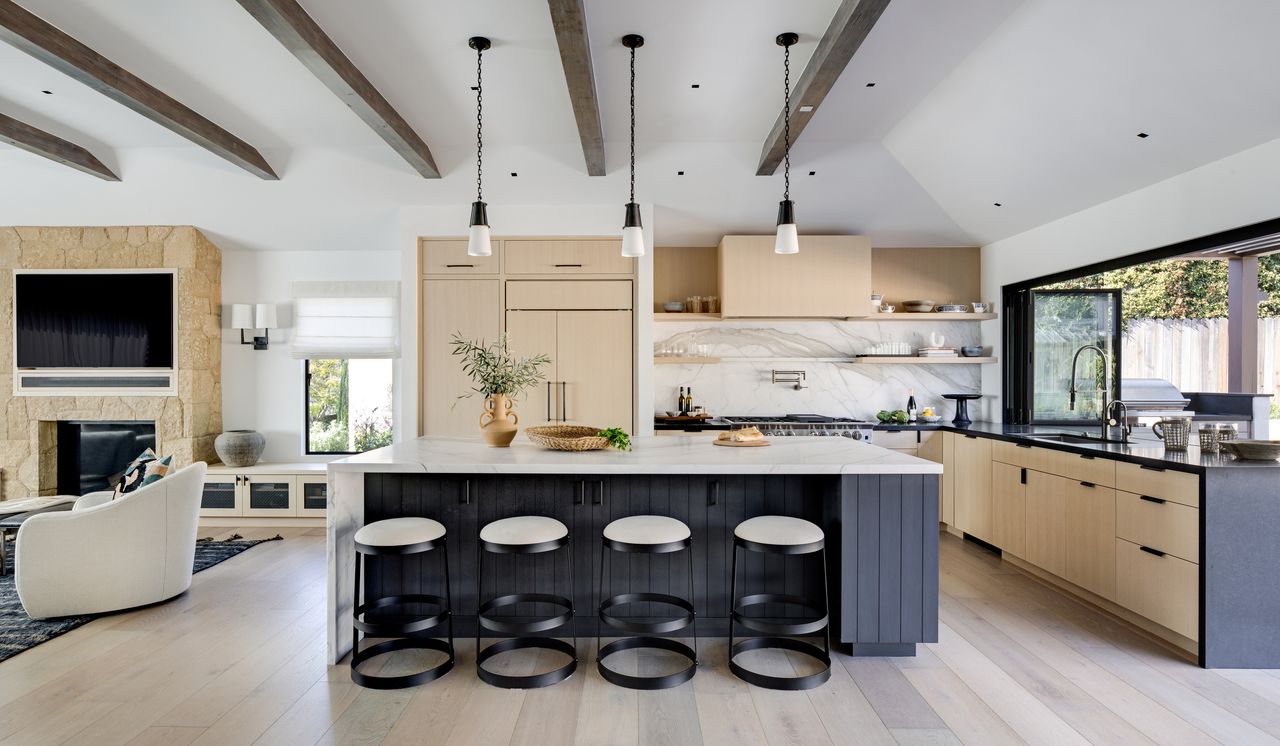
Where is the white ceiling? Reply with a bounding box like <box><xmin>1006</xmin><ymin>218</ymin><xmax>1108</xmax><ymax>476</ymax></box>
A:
<box><xmin>0</xmin><ymin>0</ymin><xmax>1277</xmax><ymax>251</ymax></box>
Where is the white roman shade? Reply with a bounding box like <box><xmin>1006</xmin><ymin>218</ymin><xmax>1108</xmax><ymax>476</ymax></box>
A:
<box><xmin>291</xmin><ymin>281</ymin><xmax>400</xmax><ymax>359</ymax></box>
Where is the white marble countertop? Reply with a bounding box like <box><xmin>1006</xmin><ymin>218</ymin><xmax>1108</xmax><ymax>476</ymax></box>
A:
<box><xmin>327</xmin><ymin>435</ymin><xmax>943</xmax><ymax>475</ymax></box>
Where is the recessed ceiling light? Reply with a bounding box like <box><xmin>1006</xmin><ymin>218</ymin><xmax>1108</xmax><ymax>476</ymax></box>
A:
<box><xmin>993</xmin><ymin>202</ymin><xmax>1003</xmax><ymax>207</ymax></box>
<box><xmin>866</xmin><ymin>82</ymin><xmax>876</xmax><ymax>87</ymax></box>
<box><xmin>677</xmin><ymin>171</ymin><xmax>685</xmax><ymax>176</ymax></box>
<box><xmin>799</xmin><ymin>105</ymin><xmax>814</xmax><ymax>113</ymax></box>
<box><xmin>691</xmin><ymin>84</ymin><xmax>700</xmax><ymax>89</ymax></box>
<box><xmin>40</xmin><ymin>89</ymin><xmax>52</xmax><ymax>95</ymax></box>
<box><xmin>808</xmin><ymin>171</ymin><xmax>816</xmax><ymax>176</ymax></box>
<box><xmin>1137</xmin><ymin>132</ymin><xmax>1149</xmax><ymax>138</ymax></box>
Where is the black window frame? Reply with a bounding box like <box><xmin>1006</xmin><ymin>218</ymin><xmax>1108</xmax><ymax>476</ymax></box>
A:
<box><xmin>1002</xmin><ymin>216</ymin><xmax>1280</xmax><ymax>425</ymax></box>
<box><xmin>304</xmin><ymin>358</ymin><xmax>394</xmax><ymax>456</ymax></box>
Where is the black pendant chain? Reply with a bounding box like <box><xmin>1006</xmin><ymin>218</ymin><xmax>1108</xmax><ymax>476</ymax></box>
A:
<box><xmin>629</xmin><ymin>43</ymin><xmax>637</xmax><ymax>204</ymax></box>
<box><xmin>475</xmin><ymin>43</ymin><xmax>484</xmax><ymax>203</ymax></box>
<box><xmin>782</xmin><ymin>40</ymin><xmax>791</xmax><ymax>201</ymax></box>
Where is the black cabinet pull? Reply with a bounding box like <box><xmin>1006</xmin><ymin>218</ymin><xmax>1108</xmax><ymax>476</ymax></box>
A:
<box><xmin>546</xmin><ymin>381</ymin><xmax>553</xmax><ymax>422</ymax></box>
<box><xmin>1079</xmin><ymin>481</ymin><xmax>1096</xmax><ymax>488</ymax></box>
<box><xmin>460</xmin><ymin>480</ymin><xmax>471</xmax><ymax>505</ymax></box>
<box><xmin>1139</xmin><ymin>494</ymin><xmax>1166</xmax><ymax>505</ymax></box>
<box><xmin>1139</xmin><ymin>545</ymin><xmax>1166</xmax><ymax>557</ymax></box>
<box><xmin>593</xmin><ymin>480</ymin><xmax>605</xmax><ymax>505</ymax></box>
<box><xmin>1080</xmin><ymin>454</ymin><xmax>1096</xmax><ymax>460</ymax></box>
<box><xmin>574</xmin><ymin>481</ymin><xmax>585</xmax><ymax>505</ymax></box>
<box><xmin>445</xmin><ymin>263</ymin><xmax>475</xmax><ymax>268</ymax></box>
<box><xmin>1016</xmin><ymin>442</ymin><xmax>1032</xmax><ymax>449</ymax></box>
<box><xmin>708</xmin><ymin>480</ymin><xmax>720</xmax><ymax>506</ymax></box>
<box><xmin>560</xmin><ymin>382</ymin><xmax>568</xmax><ymax>422</ymax></box>
<box><xmin>965</xmin><ymin>434</ymin><xmax>978</xmax><ymax>439</ymax></box>
<box><xmin>554</xmin><ymin>263</ymin><xmax>583</xmax><ymax>268</ymax></box>
<box><xmin>1140</xmin><ymin>464</ymin><xmax>1166</xmax><ymax>472</ymax></box>
<box><xmin>1020</xmin><ymin>468</ymin><xmax>1027</xmax><ymax>485</ymax></box>
<box><xmin>885</xmin><ymin>428</ymin><xmax>903</xmax><ymax>433</ymax></box>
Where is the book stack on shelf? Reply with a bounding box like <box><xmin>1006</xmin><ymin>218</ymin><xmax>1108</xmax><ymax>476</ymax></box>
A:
<box><xmin>917</xmin><ymin>345</ymin><xmax>958</xmax><ymax>358</ymax></box>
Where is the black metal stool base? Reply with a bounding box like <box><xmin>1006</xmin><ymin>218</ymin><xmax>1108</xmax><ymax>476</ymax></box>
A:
<box><xmin>476</xmin><ymin>636</ymin><xmax>578</xmax><ymax>689</ymax></box>
<box><xmin>732</xmin><ymin>593</ymin><xmax>828</xmax><ymax>636</ymax></box>
<box><xmin>597</xmin><ymin>636</ymin><xmax>698</xmax><ymax>690</ymax></box>
<box><xmin>479</xmin><ymin>593</ymin><xmax>574</xmax><ymax>635</ymax></box>
<box><xmin>728</xmin><ymin>636</ymin><xmax>831</xmax><ymax>691</ymax></box>
<box><xmin>599</xmin><ymin>592</ymin><xmax>695</xmax><ymax>635</ymax></box>
<box><xmin>355</xmin><ymin>593</ymin><xmax>451</xmax><ymax>637</ymax></box>
<box><xmin>351</xmin><ymin>635</ymin><xmax>456</xmax><ymax>690</ymax></box>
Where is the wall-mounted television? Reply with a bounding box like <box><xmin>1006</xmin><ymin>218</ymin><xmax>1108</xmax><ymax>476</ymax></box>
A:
<box><xmin>15</xmin><ymin>271</ymin><xmax>175</xmax><ymax>369</ymax></box>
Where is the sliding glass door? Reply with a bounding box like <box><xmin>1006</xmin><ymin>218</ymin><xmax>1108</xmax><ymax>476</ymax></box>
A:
<box><xmin>1029</xmin><ymin>290</ymin><xmax>1122</xmax><ymax>424</ymax></box>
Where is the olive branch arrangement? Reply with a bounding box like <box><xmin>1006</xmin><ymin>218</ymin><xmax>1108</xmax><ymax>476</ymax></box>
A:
<box><xmin>450</xmin><ymin>332</ymin><xmax>551</xmax><ymax>400</ymax></box>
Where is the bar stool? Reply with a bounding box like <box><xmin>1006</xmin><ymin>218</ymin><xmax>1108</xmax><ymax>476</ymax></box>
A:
<box><xmin>476</xmin><ymin>516</ymin><xmax>577</xmax><ymax>688</ymax></box>
<box><xmin>597</xmin><ymin>515</ymin><xmax>698</xmax><ymax>689</ymax></box>
<box><xmin>729</xmin><ymin>515</ymin><xmax>830</xmax><ymax>690</ymax></box>
<box><xmin>351</xmin><ymin>517</ymin><xmax>455</xmax><ymax>689</ymax></box>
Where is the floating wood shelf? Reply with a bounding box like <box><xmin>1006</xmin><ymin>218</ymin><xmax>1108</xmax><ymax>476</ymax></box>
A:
<box><xmin>654</xmin><ymin>312</ymin><xmax>722</xmax><ymax>321</ymax></box>
<box><xmin>854</xmin><ymin>356</ymin><xmax>999</xmax><ymax>365</ymax></box>
<box><xmin>870</xmin><ymin>312</ymin><xmax>996</xmax><ymax>321</ymax></box>
<box><xmin>653</xmin><ymin>312</ymin><xmax>995</xmax><ymax>322</ymax></box>
<box><xmin>654</xmin><ymin>356</ymin><xmax>722</xmax><ymax>365</ymax></box>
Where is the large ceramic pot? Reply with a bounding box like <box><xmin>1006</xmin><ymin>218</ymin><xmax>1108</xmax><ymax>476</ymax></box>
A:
<box><xmin>479</xmin><ymin>394</ymin><xmax>519</xmax><ymax>447</ymax></box>
<box><xmin>215</xmin><ymin>429</ymin><xmax>266</xmax><ymax>467</ymax></box>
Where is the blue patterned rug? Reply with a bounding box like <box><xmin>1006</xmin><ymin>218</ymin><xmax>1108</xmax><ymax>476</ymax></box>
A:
<box><xmin>0</xmin><ymin>534</ymin><xmax>281</xmax><ymax>663</ymax></box>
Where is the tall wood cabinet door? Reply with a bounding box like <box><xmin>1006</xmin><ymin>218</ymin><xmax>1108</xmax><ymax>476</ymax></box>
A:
<box><xmin>916</xmin><ymin>431</ymin><xmax>947</xmax><ymax>524</ymax></box>
<box><xmin>556</xmin><ymin>310</ymin><xmax>633</xmax><ymax>430</ymax></box>
<box><xmin>941</xmin><ymin>433</ymin><xmax>956</xmax><ymax>525</ymax></box>
<box><xmin>952</xmin><ymin>435</ymin><xmax>992</xmax><ymax>542</ymax></box>
<box><xmin>991</xmin><ymin>462</ymin><xmax>1026</xmax><ymax>558</ymax></box>
<box><xmin>1064</xmin><ymin>480</ymin><xmax>1117</xmax><ymax>600</ymax></box>
<box><xmin>1025</xmin><ymin>471</ymin><xmax>1068</xmax><ymax>578</ymax></box>
<box><xmin>422</xmin><ymin>279</ymin><xmax>501</xmax><ymax>436</ymax></box>
<box><xmin>505</xmin><ymin>310</ymin><xmax>559</xmax><ymax>427</ymax></box>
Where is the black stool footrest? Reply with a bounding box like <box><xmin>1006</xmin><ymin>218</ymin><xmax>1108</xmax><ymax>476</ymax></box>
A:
<box><xmin>351</xmin><ymin>636</ymin><xmax>455</xmax><ymax>690</ymax></box>
<box><xmin>354</xmin><ymin>593</ymin><xmax>451</xmax><ymax>636</ymax></box>
<box><xmin>597</xmin><ymin>636</ymin><xmax>698</xmax><ymax>690</ymax></box>
<box><xmin>476</xmin><ymin>636</ymin><xmax>578</xmax><ymax>689</ymax></box>
<box><xmin>478</xmin><ymin>593</ymin><xmax>574</xmax><ymax>635</ymax></box>
<box><xmin>732</xmin><ymin>592</ymin><xmax>828</xmax><ymax>636</ymax></box>
<box><xmin>729</xmin><ymin>636</ymin><xmax>830</xmax><ymax>691</ymax></box>
<box><xmin>599</xmin><ymin>592</ymin><xmax>696</xmax><ymax>634</ymax></box>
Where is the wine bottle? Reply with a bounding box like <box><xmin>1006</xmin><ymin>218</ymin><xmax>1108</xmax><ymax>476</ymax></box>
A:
<box><xmin>678</xmin><ymin>387</ymin><xmax>686</xmax><ymax>415</ymax></box>
<box><xmin>686</xmin><ymin>387</ymin><xmax>694</xmax><ymax>415</ymax></box>
<box><xmin>907</xmin><ymin>389</ymin><xmax>918</xmax><ymax>423</ymax></box>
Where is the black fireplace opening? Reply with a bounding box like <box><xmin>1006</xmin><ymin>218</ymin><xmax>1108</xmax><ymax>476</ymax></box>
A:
<box><xmin>56</xmin><ymin>421</ymin><xmax>156</xmax><ymax>496</ymax></box>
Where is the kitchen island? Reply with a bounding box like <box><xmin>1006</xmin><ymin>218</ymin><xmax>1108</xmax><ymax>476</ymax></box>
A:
<box><xmin>325</xmin><ymin>435</ymin><xmax>943</xmax><ymax>665</ymax></box>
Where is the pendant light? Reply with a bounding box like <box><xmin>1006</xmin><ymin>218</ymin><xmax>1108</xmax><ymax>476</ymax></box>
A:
<box><xmin>467</xmin><ymin>36</ymin><xmax>492</xmax><ymax>257</ymax></box>
<box><xmin>620</xmin><ymin>34</ymin><xmax>645</xmax><ymax>258</ymax></box>
<box><xmin>774</xmin><ymin>32</ymin><xmax>800</xmax><ymax>255</ymax></box>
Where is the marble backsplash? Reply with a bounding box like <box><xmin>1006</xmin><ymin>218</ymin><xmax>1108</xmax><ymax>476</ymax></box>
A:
<box><xmin>654</xmin><ymin>319</ymin><xmax>985</xmax><ymax>420</ymax></box>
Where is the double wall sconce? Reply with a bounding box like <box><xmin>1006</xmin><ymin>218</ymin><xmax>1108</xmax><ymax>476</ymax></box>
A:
<box><xmin>231</xmin><ymin>303</ymin><xmax>277</xmax><ymax>351</ymax></box>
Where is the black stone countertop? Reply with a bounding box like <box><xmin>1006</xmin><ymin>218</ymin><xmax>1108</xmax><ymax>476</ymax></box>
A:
<box><xmin>879</xmin><ymin>421</ymin><xmax>1280</xmax><ymax>474</ymax></box>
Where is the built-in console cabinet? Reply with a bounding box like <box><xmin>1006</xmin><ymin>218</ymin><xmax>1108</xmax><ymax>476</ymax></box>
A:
<box><xmin>419</xmin><ymin>237</ymin><xmax>635</xmax><ymax>436</ymax></box>
<box><xmin>934</xmin><ymin>432</ymin><xmax>1203</xmax><ymax>656</ymax></box>
<box><xmin>200</xmin><ymin>463</ymin><xmax>328</xmax><ymax>525</ymax></box>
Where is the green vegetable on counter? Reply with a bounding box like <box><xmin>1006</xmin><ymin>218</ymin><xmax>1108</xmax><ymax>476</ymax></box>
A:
<box><xmin>599</xmin><ymin>427</ymin><xmax>632</xmax><ymax>451</ymax></box>
<box><xmin>876</xmin><ymin>410</ymin><xmax>910</xmax><ymax>425</ymax></box>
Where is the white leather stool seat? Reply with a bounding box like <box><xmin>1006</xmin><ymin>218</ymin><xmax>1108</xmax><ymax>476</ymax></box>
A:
<box><xmin>603</xmin><ymin>515</ymin><xmax>691</xmax><ymax>545</ymax></box>
<box><xmin>734</xmin><ymin>516</ymin><xmax>824</xmax><ymax>547</ymax></box>
<box><xmin>480</xmin><ymin>516</ymin><xmax>568</xmax><ymax>546</ymax></box>
<box><xmin>355</xmin><ymin>517</ymin><xmax>446</xmax><ymax>548</ymax></box>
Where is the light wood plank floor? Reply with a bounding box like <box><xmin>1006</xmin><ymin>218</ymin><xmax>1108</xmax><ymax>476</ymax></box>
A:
<box><xmin>2</xmin><ymin>527</ymin><xmax>1278</xmax><ymax>745</ymax></box>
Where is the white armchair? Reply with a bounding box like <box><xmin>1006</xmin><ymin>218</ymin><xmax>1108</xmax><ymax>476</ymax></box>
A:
<box><xmin>15</xmin><ymin>462</ymin><xmax>207</xmax><ymax>619</ymax></box>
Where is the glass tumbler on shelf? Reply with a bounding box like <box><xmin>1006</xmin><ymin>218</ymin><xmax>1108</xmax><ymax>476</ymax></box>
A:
<box><xmin>707</xmin><ymin>296</ymin><xmax>720</xmax><ymax>314</ymax></box>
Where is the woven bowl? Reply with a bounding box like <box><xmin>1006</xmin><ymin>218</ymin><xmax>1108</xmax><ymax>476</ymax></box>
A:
<box><xmin>525</xmin><ymin>425</ymin><xmax>610</xmax><ymax>451</ymax></box>
<box><xmin>1220</xmin><ymin>440</ymin><xmax>1280</xmax><ymax>461</ymax></box>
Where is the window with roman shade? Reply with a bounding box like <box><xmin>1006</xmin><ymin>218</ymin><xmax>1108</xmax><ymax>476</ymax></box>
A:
<box><xmin>291</xmin><ymin>281</ymin><xmax>400</xmax><ymax>360</ymax></box>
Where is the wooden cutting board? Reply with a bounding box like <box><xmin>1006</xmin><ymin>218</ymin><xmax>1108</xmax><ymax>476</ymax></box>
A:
<box><xmin>713</xmin><ymin>438</ymin><xmax>770</xmax><ymax>447</ymax></box>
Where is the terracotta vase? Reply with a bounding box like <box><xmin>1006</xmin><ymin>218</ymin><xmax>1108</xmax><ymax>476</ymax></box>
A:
<box><xmin>479</xmin><ymin>394</ymin><xmax>519</xmax><ymax>447</ymax></box>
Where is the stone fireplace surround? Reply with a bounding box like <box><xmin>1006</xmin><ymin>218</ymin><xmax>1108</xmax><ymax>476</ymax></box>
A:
<box><xmin>0</xmin><ymin>227</ymin><xmax>223</xmax><ymax>499</ymax></box>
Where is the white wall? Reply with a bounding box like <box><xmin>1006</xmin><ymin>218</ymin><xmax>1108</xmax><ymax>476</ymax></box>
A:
<box><xmin>221</xmin><ymin>249</ymin><xmax>401</xmax><ymax>462</ymax></box>
<box><xmin>979</xmin><ymin>135</ymin><xmax>1280</xmax><ymax>419</ymax></box>
<box><xmin>395</xmin><ymin>204</ymin><xmax>656</xmax><ymax>437</ymax></box>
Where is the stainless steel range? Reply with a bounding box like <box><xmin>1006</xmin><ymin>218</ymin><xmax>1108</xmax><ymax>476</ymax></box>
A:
<box><xmin>722</xmin><ymin>414</ymin><xmax>877</xmax><ymax>442</ymax></box>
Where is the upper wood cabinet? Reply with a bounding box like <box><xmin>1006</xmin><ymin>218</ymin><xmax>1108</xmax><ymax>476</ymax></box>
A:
<box><xmin>717</xmin><ymin>235</ymin><xmax>871</xmax><ymax>318</ymax></box>
<box><xmin>506</xmin><ymin>280</ymin><xmax>633</xmax><ymax>311</ymax></box>
<box><xmin>421</xmin><ymin>279</ymin><xmax>501</xmax><ymax>436</ymax></box>
<box><xmin>420</xmin><ymin>238</ymin><xmax>499</xmax><ymax>275</ymax></box>
<box><xmin>504</xmin><ymin>239</ymin><xmax>633</xmax><ymax>275</ymax></box>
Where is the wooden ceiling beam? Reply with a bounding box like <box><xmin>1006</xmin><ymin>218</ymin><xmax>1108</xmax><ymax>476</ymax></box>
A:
<box><xmin>0</xmin><ymin>112</ymin><xmax>118</xmax><ymax>180</ymax></box>
<box><xmin>756</xmin><ymin>0</ymin><xmax>892</xmax><ymax>176</ymax></box>
<box><xmin>235</xmin><ymin>0</ymin><xmax>439</xmax><ymax>178</ymax></box>
<box><xmin>0</xmin><ymin>0</ymin><xmax>277</xmax><ymax>179</ymax></box>
<box><xmin>547</xmin><ymin>0</ymin><xmax>605</xmax><ymax>176</ymax></box>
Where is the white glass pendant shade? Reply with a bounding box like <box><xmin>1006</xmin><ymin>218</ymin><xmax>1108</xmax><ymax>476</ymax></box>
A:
<box><xmin>468</xmin><ymin>223</ymin><xmax>492</xmax><ymax>257</ymax></box>
<box><xmin>254</xmin><ymin>303</ymin><xmax>277</xmax><ymax>329</ymax></box>
<box><xmin>775</xmin><ymin>222</ymin><xmax>799</xmax><ymax>254</ymax></box>
<box><xmin>621</xmin><ymin>226</ymin><xmax>645</xmax><ymax>258</ymax></box>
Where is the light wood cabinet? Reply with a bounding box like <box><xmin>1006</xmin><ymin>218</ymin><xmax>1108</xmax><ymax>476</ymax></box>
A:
<box><xmin>717</xmin><ymin>235</ymin><xmax>871</xmax><ymax>318</ymax></box>
<box><xmin>991</xmin><ymin>461</ymin><xmax>1027</xmax><ymax>558</ymax></box>
<box><xmin>420</xmin><ymin>238</ymin><xmax>499</xmax><ymax>275</ymax></box>
<box><xmin>506</xmin><ymin>280</ymin><xmax>633</xmax><ymax>310</ymax></box>
<box><xmin>421</xmin><ymin>279</ymin><xmax>502</xmax><ymax>436</ymax></box>
<box><xmin>504</xmin><ymin>239</ymin><xmax>632</xmax><ymax>275</ymax></box>
<box><xmin>952</xmin><ymin>434</ymin><xmax>993</xmax><ymax>542</ymax></box>
<box><xmin>242</xmin><ymin>475</ymin><xmax>297</xmax><ymax>517</ymax></box>
<box><xmin>201</xmin><ymin>469</ymin><xmax>326</xmax><ymax>520</ymax></box>
<box><xmin>1116</xmin><ymin>462</ymin><xmax>1199</xmax><ymax>508</ymax></box>
<box><xmin>915</xmin><ymin>430</ymin><xmax>948</xmax><ymax>523</ymax></box>
<box><xmin>199</xmin><ymin>473</ymin><xmax>242</xmax><ymax>517</ymax></box>
<box><xmin>1063</xmin><ymin>480</ymin><xmax>1116</xmax><ymax>600</ymax></box>
<box><xmin>506</xmin><ymin>309</ymin><xmax>632</xmax><ymax>431</ymax></box>
<box><xmin>1116</xmin><ymin>538</ymin><xmax>1199</xmax><ymax>641</ymax></box>
<box><xmin>1116</xmin><ymin>489</ymin><xmax>1199</xmax><ymax>563</ymax></box>
<box><xmin>296</xmin><ymin>475</ymin><xmax>329</xmax><ymax>517</ymax></box>
<box><xmin>1025</xmin><ymin>470</ymin><xmax>1068</xmax><ymax>578</ymax></box>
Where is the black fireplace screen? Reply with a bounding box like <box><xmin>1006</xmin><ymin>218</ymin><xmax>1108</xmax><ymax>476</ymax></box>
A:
<box><xmin>56</xmin><ymin>421</ymin><xmax>157</xmax><ymax>495</ymax></box>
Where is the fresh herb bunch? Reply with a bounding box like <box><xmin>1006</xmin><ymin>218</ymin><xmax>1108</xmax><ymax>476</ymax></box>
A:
<box><xmin>876</xmin><ymin>409</ymin><xmax>910</xmax><ymax>425</ymax></box>
<box><xmin>450</xmin><ymin>332</ymin><xmax>551</xmax><ymax>400</ymax></box>
<box><xmin>598</xmin><ymin>427</ymin><xmax>632</xmax><ymax>451</ymax></box>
